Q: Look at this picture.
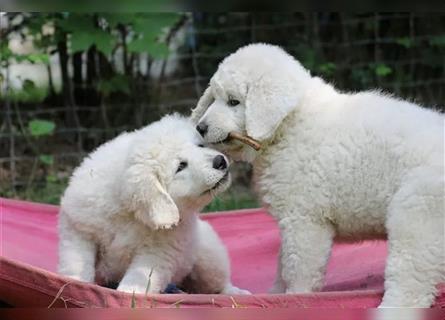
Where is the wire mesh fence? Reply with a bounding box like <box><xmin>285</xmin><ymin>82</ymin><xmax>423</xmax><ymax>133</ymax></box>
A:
<box><xmin>1</xmin><ymin>12</ymin><xmax>444</xmax><ymax>204</ymax></box>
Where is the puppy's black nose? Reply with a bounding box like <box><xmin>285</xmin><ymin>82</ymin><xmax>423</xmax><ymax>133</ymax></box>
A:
<box><xmin>196</xmin><ymin>122</ymin><xmax>208</xmax><ymax>137</ymax></box>
<box><xmin>212</xmin><ymin>155</ymin><xmax>227</xmax><ymax>170</ymax></box>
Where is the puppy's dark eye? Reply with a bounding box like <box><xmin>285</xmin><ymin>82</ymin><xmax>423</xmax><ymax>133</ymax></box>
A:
<box><xmin>228</xmin><ymin>98</ymin><xmax>240</xmax><ymax>107</ymax></box>
<box><xmin>176</xmin><ymin>161</ymin><xmax>188</xmax><ymax>173</ymax></box>
<box><xmin>198</xmin><ymin>144</ymin><xmax>204</xmax><ymax>148</ymax></box>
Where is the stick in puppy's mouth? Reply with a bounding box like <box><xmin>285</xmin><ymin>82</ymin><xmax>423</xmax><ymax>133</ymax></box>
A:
<box><xmin>228</xmin><ymin>131</ymin><xmax>262</xmax><ymax>151</ymax></box>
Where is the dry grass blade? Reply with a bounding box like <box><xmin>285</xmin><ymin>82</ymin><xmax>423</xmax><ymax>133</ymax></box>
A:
<box><xmin>47</xmin><ymin>282</ymin><xmax>72</xmax><ymax>308</ymax></box>
<box><xmin>145</xmin><ymin>267</ymin><xmax>154</xmax><ymax>295</ymax></box>
<box><xmin>131</xmin><ymin>291</ymin><xmax>136</xmax><ymax>308</ymax></box>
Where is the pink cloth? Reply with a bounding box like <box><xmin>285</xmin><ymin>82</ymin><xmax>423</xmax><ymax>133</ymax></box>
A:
<box><xmin>1</xmin><ymin>197</ymin><xmax>444</xmax><ymax>307</ymax></box>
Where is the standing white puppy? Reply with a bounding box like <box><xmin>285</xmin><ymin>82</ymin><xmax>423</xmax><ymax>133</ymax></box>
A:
<box><xmin>192</xmin><ymin>43</ymin><xmax>444</xmax><ymax>307</ymax></box>
<box><xmin>58</xmin><ymin>114</ymin><xmax>249</xmax><ymax>295</ymax></box>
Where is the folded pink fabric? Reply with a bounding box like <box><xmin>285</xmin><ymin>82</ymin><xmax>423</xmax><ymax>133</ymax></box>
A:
<box><xmin>1</xmin><ymin>197</ymin><xmax>443</xmax><ymax>307</ymax></box>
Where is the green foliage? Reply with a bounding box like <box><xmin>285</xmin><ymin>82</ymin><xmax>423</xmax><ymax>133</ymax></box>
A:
<box><xmin>1</xmin><ymin>12</ymin><xmax>182</xmax><ymax>102</ymax></box>
<box><xmin>127</xmin><ymin>40</ymin><xmax>169</xmax><ymax>58</ymax></box>
<box><xmin>54</xmin><ymin>13</ymin><xmax>181</xmax><ymax>57</ymax></box>
<box><xmin>39</xmin><ymin>154</ymin><xmax>54</xmax><ymax>166</ymax></box>
<box><xmin>97</xmin><ymin>74</ymin><xmax>131</xmax><ymax>97</ymax></box>
<box><xmin>28</xmin><ymin>119</ymin><xmax>56</xmax><ymax>137</ymax></box>
<box><xmin>203</xmin><ymin>189</ymin><xmax>259</xmax><ymax>212</ymax></box>
<box><xmin>374</xmin><ymin>63</ymin><xmax>393</xmax><ymax>77</ymax></box>
<box><xmin>5</xmin><ymin>79</ymin><xmax>48</xmax><ymax>103</ymax></box>
<box><xmin>396</xmin><ymin>37</ymin><xmax>413</xmax><ymax>48</ymax></box>
<box><xmin>351</xmin><ymin>68</ymin><xmax>373</xmax><ymax>86</ymax></box>
<box><xmin>15</xmin><ymin>53</ymin><xmax>50</xmax><ymax>64</ymax></box>
<box><xmin>126</xmin><ymin>13</ymin><xmax>180</xmax><ymax>58</ymax></box>
<box><xmin>318</xmin><ymin>62</ymin><xmax>337</xmax><ymax>77</ymax></box>
<box><xmin>2</xmin><ymin>175</ymin><xmax>68</xmax><ymax>205</ymax></box>
<box><xmin>71</xmin><ymin>31</ymin><xmax>114</xmax><ymax>55</ymax></box>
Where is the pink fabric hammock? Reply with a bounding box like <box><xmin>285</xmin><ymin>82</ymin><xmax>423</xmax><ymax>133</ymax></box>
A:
<box><xmin>1</xmin><ymin>197</ymin><xmax>444</xmax><ymax>308</ymax></box>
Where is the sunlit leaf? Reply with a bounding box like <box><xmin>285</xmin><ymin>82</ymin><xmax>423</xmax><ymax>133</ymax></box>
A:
<box><xmin>39</xmin><ymin>154</ymin><xmax>54</xmax><ymax>166</ymax></box>
<box><xmin>28</xmin><ymin>119</ymin><xmax>56</xmax><ymax>137</ymax></box>
<box><xmin>97</xmin><ymin>74</ymin><xmax>130</xmax><ymax>97</ymax></box>
<box><xmin>26</xmin><ymin>53</ymin><xmax>50</xmax><ymax>64</ymax></box>
<box><xmin>46</xmin><ymin>174</ymin><xmax>58</xmax><ymax>183</ymax></box>
<box><xmin>374</xmin><ymin>64</ymin><xmax>392</xmax><ymax>77</ymax></box>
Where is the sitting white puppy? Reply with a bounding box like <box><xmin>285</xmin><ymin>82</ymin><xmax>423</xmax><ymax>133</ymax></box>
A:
<box><xmin>192</xmin><ymin>43</ymin><xmax>444</xmax><ymax>307</ymax></box>
<box><xmin>58</xmin><ymin>114</ymin><xmax>249</xmax><ymax>295</ymax></box>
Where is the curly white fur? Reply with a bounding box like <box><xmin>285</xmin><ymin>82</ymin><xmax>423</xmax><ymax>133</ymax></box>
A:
<box><xmin>192</xmin><ymin>43</ymin><xmax>444</xmax><ymax>307</ymax></box>
<box><xmin>58</xmin><ymin>114</ymin><xmax>249</xmax><ymax>295</ymax></box>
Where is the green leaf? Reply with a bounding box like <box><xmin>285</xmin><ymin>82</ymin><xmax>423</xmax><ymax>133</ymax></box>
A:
<box><xmin>14</xmin><ymin>53</ymin><xmax>50</xmax><ymax>65</ymax></box>
<box><xmin>374</xmin><ymin>64</ymin><xmax>392</xmax><ymax>77</ymax></box>
<box><xmin>28</xmin><ymin>119</ymin><xmax>56</xmax><ymax>137</ymax></box>
<box><xmin>70</xmin><ymin>31</ymin><xmax>114</xmax><ymax>55</ymax></box>
<box><xmin>57</xmin><ymin>14</ymin><xmax>93</xmax><ymax>33</ymax></box>
<box><xmin>147</xmin><ymin>42</ymin><xmax>169</xmax><ymax>59</ymax></box>
<box><xmin>396</xmin><ymin>37</ymin><xmax>412</xmax><ymax>49</ymax></box>
<box><xmin>26</xmin><ymin>53</ymin><xmax>50</xmax><ymax>64</ymax></box>
<box><xmin>59</xmin><ymin>14</ymin><xmax>115</xmax><ymax>55</ymax></box>
<box><xmin>318</xmin><ymin>62</ymin><xmax>337</xmax><ymax>77</ymax></box>
<box><xmin>0</xmin><ymin>44</ymin><xmax>13</xmax><ymax>63</ymax></box>
<box><xmin>102</xmin><ymin>13</ymin><xmax>137</xmax><ymax>28</ymax></box>
<box><xmin>132</xmin><ymin>13</ymin><xmax>180</xmax><ymax>37</ymax></box>
<box><xmin>128</xmin><ymin>38</ymin><xmax>169</xmax><ymax>58</ymax></box>
<box><xmin>46</xmin><ymin>174</ymin><xmax>58</xmax><ymax>183</ymax></box>
<box><xmin>39</xmin><ymin>155</ymin><xmax>54</xmax><ymax>166</ymax></box>
<box><xmin>127</xmin><ymin>13</ymin><xmax>180</xmax><ymax>57</ymax></box>
<box><xmin>97</xmin><ymin>74</ymin><xmax>130</xmax><ymax>97</ymax></box>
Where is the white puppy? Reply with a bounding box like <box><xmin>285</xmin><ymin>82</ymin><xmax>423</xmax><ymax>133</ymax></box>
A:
<box><xmin>192</xmin><ymin>43</ymin><xmax>444</xmax><ymax>307</ymax></box>
<box><xmin>58</xmin><ymin>114</ymin><xmax>249</xmax><ymax>295</ymax></box>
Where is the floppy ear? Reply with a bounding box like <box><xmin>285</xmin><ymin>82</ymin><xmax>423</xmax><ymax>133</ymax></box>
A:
<box><xmin>121</xmin><ymin>161</ymin><xmax>179</xmax><ymax>230</ymax></box>
<box><xmin>245</xmin><ymin>74</ymin><xmax>300</xmax><ymax>141</ymax></box>
<box><xmin>191</xmin><ymin>86</ymin><xmax>214</xmax><ymax>123</ymax></box>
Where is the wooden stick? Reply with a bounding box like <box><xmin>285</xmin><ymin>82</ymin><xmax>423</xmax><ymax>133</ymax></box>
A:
<box><xmin>228</xmin><ymin>132</ymin><xmax>261</xmax><ymax>150</ymax></box>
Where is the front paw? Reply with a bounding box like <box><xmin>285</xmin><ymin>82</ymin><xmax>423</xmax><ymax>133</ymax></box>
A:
<box><xmin>222</xmin><ymin>284</ymin><xmax>251</xmax><ymax>295</ymax></box>
<box><xmin>117</xmin><ymin>282</ymin><xmax>160</xmax><ymax>294</ymax></box>
<box><xmin>61</xmin><ymin>274</ymin><xmax>87</xmax><ymax>282</ymax></box>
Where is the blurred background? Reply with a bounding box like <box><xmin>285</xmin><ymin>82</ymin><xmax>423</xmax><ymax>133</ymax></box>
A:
<box><xmin>1</xmin><ymin>12</ymin><xmax>444</xmax><ymax>211</ymax></box>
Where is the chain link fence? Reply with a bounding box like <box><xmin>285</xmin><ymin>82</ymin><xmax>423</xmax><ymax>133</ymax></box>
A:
<box><xmin>1</xmin><ymin>12</ymin><xmax>444</xmax><ymax>205</ymax></box>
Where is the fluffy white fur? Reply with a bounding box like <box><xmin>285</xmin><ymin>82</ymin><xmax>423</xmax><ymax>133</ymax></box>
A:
<box><xmin>192</xmin><ymin>43</ymin><xmax>445</xmax><ymax>307</ymax></box>
<box><xmin>58</xmin><ymin>114</ymin><xmax>249</xmax><ymax>295</ymax></box>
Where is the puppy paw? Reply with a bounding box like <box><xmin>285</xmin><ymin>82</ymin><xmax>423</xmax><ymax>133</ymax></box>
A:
<box><xmin>61</xmin><ymin>274</ymin><xmax>86</xmax><ymax>282</ymax></box>
<box><xmin>222</xmin><ymin>284</ymin><xmax>251</xmax><ymax>295</ymax></box>
<box><xmin>117</xmin><ymin>283</ymin><xmax>160</xmax><ymax>295</ymax></box>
